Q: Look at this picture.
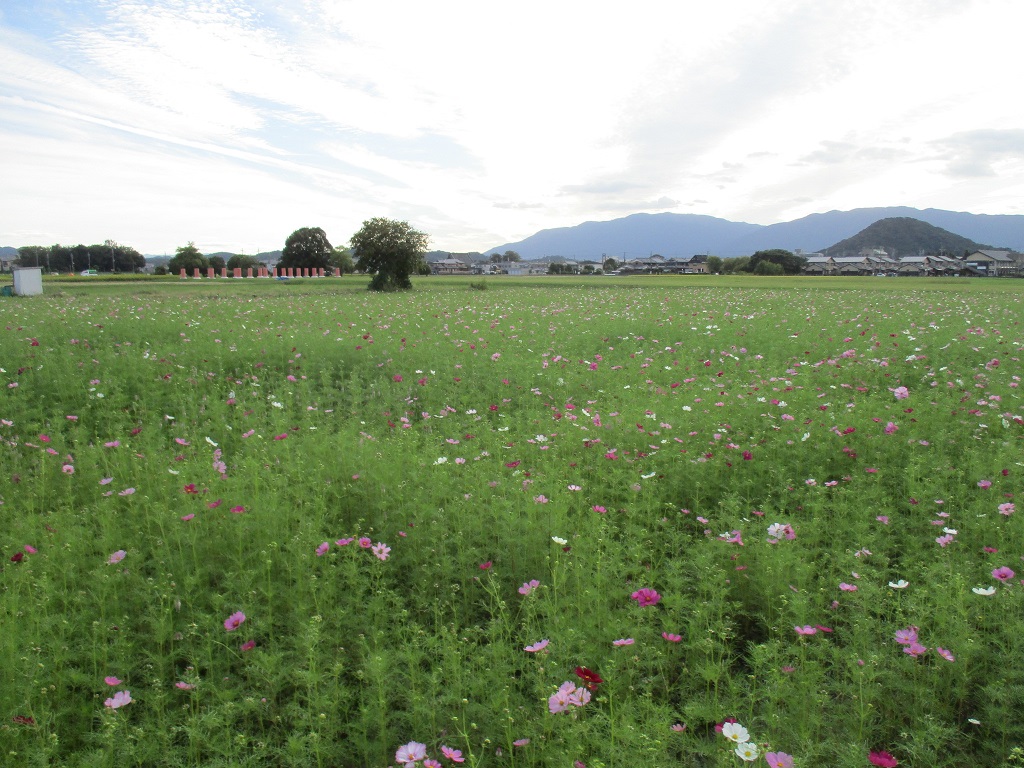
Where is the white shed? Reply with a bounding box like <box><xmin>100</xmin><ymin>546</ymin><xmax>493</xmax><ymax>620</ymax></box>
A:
<box><xmin>13</xmin><ymin>267</ymin><xmax>43</xmax><ymax>296</ymax></box>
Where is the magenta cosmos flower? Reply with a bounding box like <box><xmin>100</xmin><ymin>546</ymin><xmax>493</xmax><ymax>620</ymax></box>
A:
<box><xmin>992</xmin><ymin>566</ymin><xmax>1015</xmax><ymax>582</ymax></box>
<box><xmin>630</xmin><ymin>587</ymin><xmax>661</xmax><ymax>607</ymax></box>
<box><xmin>440</xmin><ymin>745</ymin><xmax>464</xmax><ymax>763</ymax></box>
<box><xmin>869</xmin><ymin>750</ymin><xmax>898</xmax><ymax>767</ymax></box>
<box><xmin>224</xmin><ymin>611</ymin><xmax>246</xmax><ymax>632</ymax></box>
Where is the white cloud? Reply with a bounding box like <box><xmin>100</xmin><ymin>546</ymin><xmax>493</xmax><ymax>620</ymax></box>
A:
<box><xmin>1</xmin><ymin>0</ymin><xmax>1022</xmax><ymax>252</ymax></box>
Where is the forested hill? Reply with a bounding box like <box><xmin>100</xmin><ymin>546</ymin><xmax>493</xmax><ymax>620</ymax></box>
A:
<box><xmin>824</xmin><ymin>217</ymin><xmax>993</xmax><ymax>258</ymax></box>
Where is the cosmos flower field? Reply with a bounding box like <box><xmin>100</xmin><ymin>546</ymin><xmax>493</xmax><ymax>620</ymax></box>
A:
<box><xmin>1</xmin><ymin>275</ymin><xmax>1021</xmax><ymax>767</ymax></box>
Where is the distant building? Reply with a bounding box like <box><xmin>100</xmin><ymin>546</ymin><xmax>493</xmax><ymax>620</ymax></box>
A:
<box><xmin>965</xmin><ymin>250</ymin><xmax>1018</xmax><ymax>277</ymax></box>
<box><xmin>430</xmin><ymin>258</ymin><xmax>471</xmax><ymax>275</ymax></box>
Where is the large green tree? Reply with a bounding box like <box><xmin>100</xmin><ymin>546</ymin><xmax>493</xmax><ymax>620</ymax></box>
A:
<box><xmin>168</xmin><ymin>242</ymin><xmax>209</xmax><ymax>274</ymax></box>
<box><xmin>279</xmin><ymin>227</ymin><xmax>332</xmax><ymax>271</ymax></box>
<box><xmin>350</xmin><ymin>218</ymin><xmax>429</xmax><ymax>292</ymax></box>
<box><xmin>747</xmin><ymin>249</ymin><xmax>806</xmax><ymax>275</ymax></box>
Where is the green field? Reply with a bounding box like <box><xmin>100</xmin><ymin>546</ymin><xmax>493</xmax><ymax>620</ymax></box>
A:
<box><xmin>1</xmin><ymin>275</ymin><xmax>1021</xmax><ymax>767</ymax></box>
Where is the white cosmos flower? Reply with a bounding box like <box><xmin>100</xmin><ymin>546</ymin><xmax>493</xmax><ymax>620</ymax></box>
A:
<box><xmin>735</xmin><ymin>742</ymin><xmax>759</xmax><ymax>762</ymax></box>
<box><xmin>888</xmin><ymin>579</ymin><xmax>909</xmax><ymax>589</ymax></box>
<box><xmin>721</xmin><ymin>722</ymin><xmax>749</xmax><ymax>743</ymax></box>
<box><xmin>551</xmin><ymin>536</ymin><xmax>567</xmax><ymax>546</ymax></box>
<box><xmin>972</xmin><ymin>586</ymin><xmax>996</xmax><ymax>596</ymax></box>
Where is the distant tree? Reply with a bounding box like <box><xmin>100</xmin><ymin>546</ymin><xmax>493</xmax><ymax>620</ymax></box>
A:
<box><xmin>331</xmin><ymin>247</ymin><xmax>356</xmax><ymax>275</ymax></box>
<box><xmin>706</xmin><ymin>255</ymin><xmax>723</xmax><ymax>273</ymax></box>
<box><xmin>503</xmin><ymin>250</ymin><xmax>521</xmax><ymax>262</ymax></box>
<box><xmin>489</xmin><ymin>253</ymin><xmax>503</xmax><ymax>263</ymax></box>
<box><xmin>279</xmin><ymin>227</ymin><xmax>333</xmax><ymax>271</ymax></box>
<box><xmin>208</xmin><ymin>255</ymin><xmax>227</xmax><ymax>271</ymax></box>
<box><xmin>168</xmin><ymin>242</ymin><xmax>209</xmax><ymax>274</ymax></box>
<box><xmin>154</xmin><ymin>265</ymin><xmax>168</xmax><ymax>275</ymax></box>
<box><xmin>753</xmin><ymin>260</ymin><xmax>785</xmax><ymax>276</ymax></box>
<box><xmin>722</xmin><ymin>256</ymin><xmax>750</xmax><ymax>273</ymax></box>
<box><xmin>603</xmin><ymin>257</ymin><xmax>618</xmax><ymax>272</ymax></box>
<box><xmin>748</xmin><ymin>249</ymin><xmax>805</xmax><ymax>275</ymax></box>
<box><xmin>16</xmin><ymin>245</ymin><xmax>48</xmax><ymax>269</ymax></box>
<box><xmin>350</xmin><ymin>218</ymin><xmax>429</xmax><ymax>292</ymax></box>
<box><xmin>226</xmin><ymin>254</ymin><xmax>262</xmax><ymax>272</ymax></box>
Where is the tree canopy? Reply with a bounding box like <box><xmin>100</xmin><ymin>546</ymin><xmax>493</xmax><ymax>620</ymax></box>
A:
<box><xmin>17</xmin><ymin>241</ymin><xmax>144</xmax><ymax>273</ymax></box>
<box><xmin>279</xmin><ymin>227</ymin><xmax>333</xmax><ymax>271</ymax></box>
<box><xmin>168</xmin><ymin>242</ymin><xmax>209</xmax><ymax>274</ymax></box>
<box><xmin>747</xmin><ymin>249</ymin><xmax>806</xmax><ymax>275</ymax></box>
<box><xmin>350</xmin><ymin>218</ymin><xmax>429</xmax><ymax>292</ymax></box>
<box><xmin>226</xmin><ymin>254</ymin><xmax>262</xmax><ymax>272</ymax></box>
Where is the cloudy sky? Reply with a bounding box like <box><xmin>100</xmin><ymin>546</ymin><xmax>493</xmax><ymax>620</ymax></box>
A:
<box><xmin>2</xmin><ymin>0</ymin><xmax>1022</xmax><ymax>255</ymax></box>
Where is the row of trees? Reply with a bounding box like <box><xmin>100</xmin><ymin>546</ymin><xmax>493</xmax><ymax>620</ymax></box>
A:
<box><xmin>167</xmin><ymin>220</ymin><xmax>429</xmax><ymax>291</ymax></box>
<box><xmin>713</xmin><ymin>249</ymin><xmax>807</xmax><ymax>275</ymax></box>
<box><xmin>16</xmin><ymin>241</ymin><xmax>145</xmax><ymax>273</ymax></box>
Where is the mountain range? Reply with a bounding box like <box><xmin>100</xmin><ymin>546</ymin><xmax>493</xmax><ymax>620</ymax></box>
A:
<box><xmin>486</xmin><ymin>207</ymin><xmax>1024</xmax><ymax>260</ymax></box>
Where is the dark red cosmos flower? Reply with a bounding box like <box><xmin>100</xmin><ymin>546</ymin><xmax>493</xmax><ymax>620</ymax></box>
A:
<box><xmin>10</xmin><ymin>552</ymin><xmax>23</xmax><ymax>563</ymax></box>
<box><xmin>574</xmin><ymin>666</ymin><xmax>603</xmax><ymax>690</ymax></box>
<box><xmin>868</xmin><ymin>750</ymin><xmax>898</xmax><ymax>767</ymax></box>
<box><xmin>183</xmin><ymin>484</ymin><xmax>198</xmax><ymax>495</ymax></box>
<box><xmin>12</xmin><ymin>715</ymin><xmax>35</xmax><ymax>725</ymax></box>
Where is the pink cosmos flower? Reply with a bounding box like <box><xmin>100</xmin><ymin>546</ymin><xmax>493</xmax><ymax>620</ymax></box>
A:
<box><xmin>336</xmin><ymin>538</ymin><xmax>354</xmax><ymax>546</ymax></box>
<box><xmin>107</xmin><ymin>550</ymin><xmax>126</xmax><ymax>565</ymax></box>
<box><xmin>440</xmin><ymin>745</ymin><xmax>465</xmax><ymax>763</ymax></box>
<box><xmin>998</xmin><ymin>503</ymin><xmax>1015</xmax><ymax>516</ymax></box>
<box><xmin>904</xmin><ymin>641</ymin><xmax>928</xmax><ymax>658</ymax></box>
<box><xmin>869</xmin><ymin>750</ymin><xmax>898</xmax><ymax>767</ymax></box>
<box><xmin>884</xmin><ymin>422</ymin><xmax>898</xmax><ymax>435</ymax></box>
<box><xmin>513</xmin><ymin>738</ymin><xmax>530</xmax><ymax>747</ymax></box>
<box><xmin>992</xmin><ymin>566</ymin><xmax>1015</xmax><ymax>582</ymax></box>
<box><xmin>100</xmin><ymin>477</ymin><xmax>113</xmax><ymax>485</ymax></box>
<box><xmin>892</xmin><ymin>386</ymin><xmax>909</xmax><ymax>400</ymax></box>
<box><xmin>358</xmin><ymin>537</ymin><xmax>372</xmax><ymax>549</ymax></box>
<box><xmin>766</xmin><ymin>753</ymin><xmax>794</xmax><ymax>768</ymax></box>
<box><xmin>224</xmin><ymin>611</ymin><xmax>246</xmax><ymax>632</ymax></box>
<box><xmin>240</xmin><ymin>640</ymin><xmax>256</xmax><ymax>652</ymax></box>
<box><xmin>592</xmin><ymin>505</ymin><xmax>607</xmax><ymax>513</ymax></box>
<box><xmin>630</xmin><ymin>587</ymin><xmax>661</xmax><ymax>607</ymax></box>
<box><xmin>839</xmin><ymin>582</ymin><xmax>857</xmax><ymax>592</ymax></box>
<box><xmin>315</xmin><ymin>542</ymin><xmax>330</xmax><ymax>557</ymax></box>
<box><xmin>104</xmin><ymin>690</ymin><xmax>132</xmax><ymax>709</ymax></box>
<box><xmin>230</xmin><ymin>505</ymin><xmax>245</xmax><ymax>514</ymax></box>
<box><xmin>175</xmin><ymin>681</ymin><xmax>196</xmax><ymax>690</ymax></box>
<box><xmin>524</xmin><ymin>639</ymin><xmax>550</xmax><ymax>653</ymax></box>
<box><xmin>181</xmin><ymin>513</ymin><xmax>195</xmax><ymax>522</ymax></box>
<box><xmin>671</xmin><ymin>723</ymin><xmax>686</xmax><ymax>732</ymax></box>
<box><xmin>273</xmin><ymin>433</ymin><xmax>287</xmax><ymax>441</ymax></box>
<box><xmin>478</xmin><ymin>561</ymin><xmax>492</xmax><ymax>570</ymax></box>
<box><xmin>662</xmin><ymin>632</ymin><xmax>682</xmax><ymax>643</ymax></box>
<box><xmin>372</xmin><ymin>542</ymin><xmax>391</xmax><ymax>561</ymax></box>
<box><xmin>794</xmin><ymin>625</ymin><xmax>817</xmax><ymax>635</ymax></box>
<box><xmin>424</xmin><ymin>760</ymin><xmax>442</xmax><ymax>768</ymax></box>
<box><xmin>104</xmin><ymin>441</ymin><xmax>120</xmax><ymax>448</ymax></box>
<box><xmin>518</xmin><ymin>579</ymin><xmax>541</xmax><ymax>595</ymax></box>
<box><xmin>612</xmin><ymin>638</ymin><xmax>635</xmax><ymax>646</ymax></box>
<box><xmin>936</xmin><ymin>647</ymin><xmax>955</xmax><ymax>662</ymax></box>
<box><xmin>978</xmin><ymin>479</ymin><xmax>992</xmax><ymax>489</ymax></box>
<box><xmin>62</xmin><ymin>464</ymin><xmax>75</xmax><ymax>474</ymax></box>
<box><xmin>104</xmin><ymin>676</ymin><xmax>122</xmax><ymax>686</ymax></box>
<box><xmin>894</xmin><ymin>626</ymin><xmax>918</xmax><ymax>645</ymax></box>
<box><xmin>395</xmin><ymin>741</ymin><xmax>427</xmax><ymax>765</ymax></box>
<box><xmin>118</xmin><ymin>488</ymin><xmax>135</xmax><ymax>496</ymax></box>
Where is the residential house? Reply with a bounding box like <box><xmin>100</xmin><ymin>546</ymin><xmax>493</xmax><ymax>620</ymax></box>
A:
<box><xmin>431</xmin><ymin>258</ymin><xmax>471</xmax><ymax>275</ymax></box>
<box><xmin>965</xmin><ymin>250</ymin><xmax>1018</xmax><ymax>277</ymax></box>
